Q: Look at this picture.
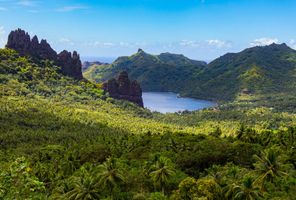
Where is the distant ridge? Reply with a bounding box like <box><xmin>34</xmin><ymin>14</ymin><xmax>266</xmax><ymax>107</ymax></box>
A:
<box><xmin>85</xmin><ymin>43</ymin><xmax>296</xmax><ymax>104</ymax></box>
<box><xmin>84</xmin><ymin>49</ymin><xmax>207</xmax><ymax>93</ymax></box>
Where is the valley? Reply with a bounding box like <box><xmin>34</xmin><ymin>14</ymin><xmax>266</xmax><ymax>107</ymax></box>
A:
<box><xmin>0</xmin><ymin>28</ymin><xmax>295</xmax><ymax>200</ymax></box>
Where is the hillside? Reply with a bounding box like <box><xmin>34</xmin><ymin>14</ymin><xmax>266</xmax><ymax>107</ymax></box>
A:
<box><xmin>85</xmin><ymin>44</ymin><xmax>296</xmax><ymax>110</ymax></box>
<box><xmin>187</xmin><ymin>43</ymin><xmax>296</xmax><ymax>101</ymax></box>
<box><xmin>1</xmin><ymin>43</ymin><xmax>296</xmax><ymax>199</ymax></box>
<box><xmin>84</xmin><ymin>49</ymin><xmax>207</xmax><ymax>92</ymax></box>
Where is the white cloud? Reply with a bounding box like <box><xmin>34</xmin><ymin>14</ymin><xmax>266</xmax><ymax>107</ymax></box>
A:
<box><xmin>85</xmin><ymin>41</ymin><xmax>116</xmax><ymax>48</ymax></box>
<box><xmin>179</xmin><ymin>40</ymin><xmax>200</xmax><ymax>47</ymax></box>
<box><xmin>250</xmin><ymin>37</ymin><xmax>279</xmax><ymax>46</ymax></box>
<box><xmin>102</xmin><ymin>42</ymin><xmax>115</xmax><ymax>47</ymax></box>
<box><xmin>85</xmin><ymin>41</ymin><xmax>148</xmax><ymax>48</ymax></box>
<box><xmin>179</xmin><ymin>39</ymin><xmax>232</xmax><ymax>49</ymax></box>
<box><xmin>206</xmin><ymin>39</ymin><xmax>232</xmax><ymax>48</ymax></box>
<box><xmin>56</xmin><ymin>5</ymin><xmax>88</xmax><ymax>12</ymax></box>
<box><xmin>119</xmin><ymin>42</ymin><xmax>131</xmax><ymax>47</ymax></box>
<box><xmin>59</xmin><ymin>38</ymin><xmax>74</xmax><ymax>45</ymax></box>
<box><xmin>0</xmin><ymin>26</ymin><xmax>6</xmax><ymax>48</ymax></box>
<box><xmin>17</xmin><ymin>0</ymin><xmax>37</xmax><ymax>7</ymax></box>
<box><xmin>289</xmin><ymin>39</ymin><xmax>296</xmax><ymax>49</ymax></box>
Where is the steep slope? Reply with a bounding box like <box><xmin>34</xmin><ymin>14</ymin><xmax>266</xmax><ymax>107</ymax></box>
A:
<box><xmin>186</xmin><ymin>43</ymin><xmax>296</xmax><ymax>101</ymax></box>
<box><xmin>85</xmin><ymin>44</ymin><xmax>296</xmax><ymax>105</ymax></box>
<box><xmin>1</xmin><ymin>39</ymin><xmax>296</xmax><ymax>199</ymax></box>
<box><xmin>84</xmin><ymin>49</ymin><xmax>206</xmax><ymax>92</ymax></box>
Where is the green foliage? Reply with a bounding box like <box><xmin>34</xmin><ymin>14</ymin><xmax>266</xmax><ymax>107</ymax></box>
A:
<box><xmin>0</xmin><ymin>48</ymin><xmax>295</xmax><ymax>199</ymax></box>
<box><xmin>232</xmin><ymin>176</ymin><xmax>261</xmax><ymax>200</ymax></box>
<box><xmin>83</xmin><ymin>49</ymin><xmax>206</xmax><ymax>93</ymax></box>
<box><xmin>0</xmin><ymin>157</ymin><xmax>46</xmax><ymax>199</ymax></box>
<box><xmin>85</xmin><ymin>44</ymin><xmax>296</xmax><ymax>112</ymax></box>
<box><xmin>149</xmin><ymin>157</ymin><xmax>175</xmax><ymax>194</ymax></box>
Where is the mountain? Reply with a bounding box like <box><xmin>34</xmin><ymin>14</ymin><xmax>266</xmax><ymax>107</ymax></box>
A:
<box><xmin>186</xmin><ymin>43</ymin><xmax>296</xmax><ymax>101</ymax></box>
<box><xmin>84</xmin><ymin>49</ymin><xmax>207</xmax><ymax>92</ymax></box>
<box><xmin>6</xmin><ymin>29</ymin><xmax>83</xmax><ymax>79</ymax></box>
<box><xmin>1</xmin><ymin>30</ymin><xmax>296</xmax><ymax>199</ymax></box>
<box><xmin>85</xmin><ymin>44</ymin><xmax>296</xmax><ymax>105</ymax></box>
<box><xmin>82</xmin><ymin>61</ymin><xmax>108</xmax><ymax>71</ymax></box>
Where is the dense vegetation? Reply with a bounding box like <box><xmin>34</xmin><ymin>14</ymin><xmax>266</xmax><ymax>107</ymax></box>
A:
<box><xmin>1</xmin><ymin>48</ymin><xmax>296</xmax><ymax>199</ymax></box>
<box><xmin>85</xmin><ymin>44</ymin><xmax>296</xmax><ymax>111</ymax></box>
<box><xmin>187</xmin><ymin>43</ymin><xmax>296</xmax><ymax>103</ymax></box>
<box><xmin>83</xmin><ymin>49</ymin><xmax>206</xmax><ymax>93</ymax></box>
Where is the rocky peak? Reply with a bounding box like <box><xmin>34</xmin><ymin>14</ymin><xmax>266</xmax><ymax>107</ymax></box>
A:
<box><xmin>6</xmin><ymin>29</ymin><xmax>83</xmax><ymax>79</ymax></box>
<box><xmin>57</xmin><ymin>50</ymin><xmax>83</xmax><ymax>79</ymax></box>
<box><xmin>6</xmin><ymin>28</ymin><xmax>31</xmax><ymax>56</ymax></box>
<box><xmin>137</xmin><ymin>48</ymin><xmax>147</xmax><ymax>56</ymax></box>
<box><xmin>103</xmin><ymin>71</ymin><xmax>143</xmax><ymax>107</ymax></box>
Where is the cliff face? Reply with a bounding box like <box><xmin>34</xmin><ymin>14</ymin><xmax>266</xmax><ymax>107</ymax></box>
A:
<box><xmin>6</xmin><ymin>29</ymin><xmax>83</xmax><ymax>79</ymax></box>
<box><xmin>57</xmin><ymin>50</ymin><xmax>83</xmax><ymax>79</ymax></box>
<box><xmin>103</xmin><ymin>71</ymin><xmax>143</xmax><ymax>107</ymax></box>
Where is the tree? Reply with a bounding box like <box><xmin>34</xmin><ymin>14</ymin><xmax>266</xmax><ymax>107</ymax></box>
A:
<box><xmin>232</xmin><ymin>177</ymin><xmax>261</xmax><ymax>200</ymax></box>
<box><xmin>149</xmin><ymin>156</ymin><xmax>175</xmax><ymax>194</ymax></box>
<box><xmin>97</xmin><ymin>157</ymin><xmax>125</xmax><ymax>197</ymax></box>
<box><xmin>173</xmin><ymin>177</ymin><xmax>222</xmax><ymax>200</ymax></box>
<box><xmin>253</xmin><ymin>147</ymin><xmax>289</xmax><ymax>190</ymax></box>
<box><xmin>63</xmin><ymin>166</ymin><xmax>100</xmax><ymax>200</ymax></box>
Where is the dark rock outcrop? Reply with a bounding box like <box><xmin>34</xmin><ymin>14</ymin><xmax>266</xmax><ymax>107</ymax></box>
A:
<box><xmin>6</xmin><ymin>29</ymin><xmax>83</xmax><ymax>79</ymax></box>
<box><xmin>6</xmin><ymin>29</ymin><xmax>31</xmax><ymax>56</ymax></box>
<box><xmin>103</xmin><ymin>71</ymin><xmax>143</xmax><ymax>107</ymax></box>
<box><xmin>57</xmin><ymin>50</ymin><xmax>83</xmax><ymax>79</ymax></box>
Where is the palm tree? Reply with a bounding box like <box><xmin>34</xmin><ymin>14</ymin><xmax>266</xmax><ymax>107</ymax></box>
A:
<box><xmin>97</xmin><ymin>157</ymin><xmax>125</xmax><ymax>197</ymax></box>
<box><xmin>64</xmin><ymin>176</ymin><xmax>100</xmax><ymax>200</ymax></box>
<box><xmin>61</xmin><ymin>166</ymin><xmax>100</xmax><ymax>200</ymax></box>
<box><xmin>223</xmin><ymin>165</ymin><xmax>242</xmax><ymax>199</ymax></box>
<box><xmin>232</xmin><ymin>177</ymin><xmax>261</xmax><ymax>200</ymax></box>
<box><xmin>253</xmin><ymin>148</ymin><xmax>289</xmax><ymax>189</ymax></box>
<box><xmin>149</xmin><ymin>156</ymin><xmax>175</xmax><ymax>194</ymax></box>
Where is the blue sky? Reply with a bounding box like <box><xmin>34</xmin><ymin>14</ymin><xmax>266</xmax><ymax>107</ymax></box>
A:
<box><xmin>0</xmin><ymin>0</ymin><xmax>296</xmax><ymax>61</ymax></box>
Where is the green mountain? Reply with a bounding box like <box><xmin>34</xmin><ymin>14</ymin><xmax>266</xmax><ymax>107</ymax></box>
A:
<box><xmin>187</xmin><ymin>43</ymin><xmax>296</xmax><ymax>101</ymax></box>
<box><xmin>1</xmin><ymin>46</ymin><xmax>296</xmax><ymax>199</ymax></box>
<box><xmin>84</xmin><ymin>49</ymin><xmax>206</xmax><ymax>92</ymax></box>
<box><xmin>85</xmin><ymin>44</ymin><xmax>296</xmax><ymax>107</ymax></box>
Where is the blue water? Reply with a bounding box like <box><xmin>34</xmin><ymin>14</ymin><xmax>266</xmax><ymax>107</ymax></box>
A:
<box><xmin>143</xmin><ymin>92</ymin><xmax>216</xmax><ymax>113</ymax></box>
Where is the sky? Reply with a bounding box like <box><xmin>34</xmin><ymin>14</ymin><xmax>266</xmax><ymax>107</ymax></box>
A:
<box><xmin>0</xmin><ymin>0</ymin><xmax>296</xmax><ymax>61</ymax></box>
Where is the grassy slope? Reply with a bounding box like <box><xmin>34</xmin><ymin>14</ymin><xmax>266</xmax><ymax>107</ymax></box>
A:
<box><xmin>2</xmin><ymin>48</ymin><xmax>296</xmax><ymax>149</ymax></box>
<box><xmin>188</xmin><ymin>43</ymin><xmax>296</xmax><ymax>101</ymax></box>
<box><xmin>1</xmin><ymin>48</ymin><xmax>296</xmax><ymax>199</ymax></box>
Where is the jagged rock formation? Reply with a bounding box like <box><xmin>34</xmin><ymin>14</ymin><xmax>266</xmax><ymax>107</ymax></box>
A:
<box><xmin>6</xmin><ymin>29</ymin><xmax>82</xmax><ymax>79</ymax></box>
<box><xmin>103</xmin><ymin>71</ymin><xmax>143</xmax><ymax>107</ymax></box>
<box><xmin>57</xmin><ymin>50</ymin><xmax>83</xmax><ymax>79</ymax></box>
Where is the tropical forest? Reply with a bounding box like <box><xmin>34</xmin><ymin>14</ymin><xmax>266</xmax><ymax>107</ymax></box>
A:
<box><xmin>1</xmin><ymin>0</ymin><xmax>296</xmax><ymax>199</ymax></box>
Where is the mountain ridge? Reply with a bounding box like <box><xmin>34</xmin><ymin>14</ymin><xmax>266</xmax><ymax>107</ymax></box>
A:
<box><xmin>84</xmin><ymin>49</ymin><xmax>207</xmax><ymax>93</ymax></box>
<box><xmin>85</xmin><ymin>43</ymin><xmax>296</xmax><ymax>106</ymax></box>
<box><xmin>6</xmin><ymin>28</ymin><xmax>83</xmax><ymax>79</ymax></box>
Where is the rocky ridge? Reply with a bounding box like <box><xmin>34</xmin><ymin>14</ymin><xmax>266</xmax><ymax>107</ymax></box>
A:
<box><xmin>6</xmin><ymin>29</ymin><xmax>83</xmax><ymax>79</ymax></box>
